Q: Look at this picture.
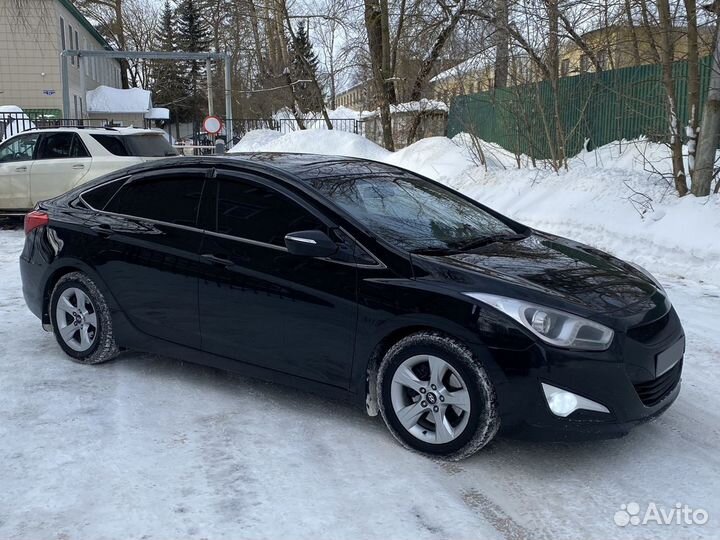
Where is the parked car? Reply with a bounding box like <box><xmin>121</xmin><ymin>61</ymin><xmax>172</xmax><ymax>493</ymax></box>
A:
<box><xmin>19</xmin><ymin>154</ymin><xmax>685</xmax><ymax>459</ymax></box>
<box><xmin>0</xmin><ymin>127</ymin><xmax>177</xmax><ymax>214</ymax></box>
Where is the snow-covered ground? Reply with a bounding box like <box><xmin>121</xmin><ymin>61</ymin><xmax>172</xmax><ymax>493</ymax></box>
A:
<box><xmin>2</xmin><ymin>132</ymin><xmax>719</xmax><ymax>539</ymax></box>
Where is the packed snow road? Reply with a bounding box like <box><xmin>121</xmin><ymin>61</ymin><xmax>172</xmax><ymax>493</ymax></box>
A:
<box><xmin>1</xmin><ymin>226</ymin><xmax>718</xmax><ymax>540</ymax></box>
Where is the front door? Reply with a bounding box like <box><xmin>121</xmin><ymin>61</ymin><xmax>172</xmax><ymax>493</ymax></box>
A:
<box><xmin>198</xmin><ymin>172</ymin><xmax>358</xmax><ymax>388</ymax></box>
<box><xmin>0</xmin><ymin>132</ymin><xmax>39</xmax><ymax>210</ymax></box>
<box><xmin>31</xmin><ymin>132</ymin><xmax>92</xmax><ymax>204</ymax></box>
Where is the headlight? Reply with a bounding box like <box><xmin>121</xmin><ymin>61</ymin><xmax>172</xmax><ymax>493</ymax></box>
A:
<box><xmin>464</xmin><ymin>292</ymin><xmax>614</xmax><ymax>350</ymax></box>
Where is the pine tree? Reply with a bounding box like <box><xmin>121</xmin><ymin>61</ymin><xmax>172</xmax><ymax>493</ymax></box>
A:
<box><xmin>290</xmin><ymin>22</ymin><xmax>323</xmax><ymax>113</ymax></box>
<box><xmin>152</xmin><ymin>0</ymin><xmax>185</xmax><ymax>120</ymax></box>
<box><xmin>176</xmin><ymin>0</ymin><xmax>210</xmax><ymax>123</ymax></box>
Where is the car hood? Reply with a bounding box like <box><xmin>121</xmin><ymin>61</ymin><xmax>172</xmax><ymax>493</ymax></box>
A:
<box><xmin>411</xmin><ymin>232</ymin><xmax>666</xmax><ymax>321</ymax></box>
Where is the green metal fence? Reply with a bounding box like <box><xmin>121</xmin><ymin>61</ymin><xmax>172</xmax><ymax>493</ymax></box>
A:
<box><xmin>447</xmin><ymin>56</ymin><xmax>713</xmax><ymax>160</ymax></box>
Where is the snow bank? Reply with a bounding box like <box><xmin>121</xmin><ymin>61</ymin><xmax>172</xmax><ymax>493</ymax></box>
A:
<box><xmin>386</xmin><ymin>136</ymin><xmax>477</xmax><ymax>181</ymax></box>
<box><xmin>229</xmin><ymin>129</ymin><xmax>391</xmax><ymax>161</ymax></box>
<box><xmin>86</xmin><ymin>86</ymin><xmax>152</xmax><ymax>113</ymax></box>
<box><xmin>226</xmin><ymin>128</ymin><xmax>719</xmax><ymax>283</ymax></box>
<box><xmin>228</xmin><ymin>129</ymin><xmax>284</xmax><ymax>152</ymax></box>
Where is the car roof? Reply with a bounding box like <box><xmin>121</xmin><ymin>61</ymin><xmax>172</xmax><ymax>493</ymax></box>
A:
<box><xmin>70</xmin><ymin>153</ymin><xmax>413</xmax><ymax>196</ymax></box>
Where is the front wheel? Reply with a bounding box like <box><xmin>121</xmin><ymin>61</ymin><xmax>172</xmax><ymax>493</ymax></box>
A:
<box><xmin>377</xmin><ymin>332</ymin><xmax>499</xmax><ymax>460</ymax></box>
<box><xmin>50</xmin><ymin>272</ymin><xmax>119</xmax><ymax>365</ymax></box>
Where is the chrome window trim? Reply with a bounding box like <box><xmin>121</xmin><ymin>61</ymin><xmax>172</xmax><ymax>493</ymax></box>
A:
<box><xmin>94</xmin><ymin>208</ymin><xmax>206</xmax><ymax>234</ymax></box>
<box><xmin>203</xmin><ymin>229</ymin><xmax>289</xmax><ymax>252</ymax></box>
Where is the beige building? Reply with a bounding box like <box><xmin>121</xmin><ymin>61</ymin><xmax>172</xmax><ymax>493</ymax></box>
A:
<box><xmin>0</xmin><ymin>0</ymin><xmax>122</xmax><ymax>120</ymax></box>
<box><xmin>335</xmin><ymin>82</ymin><xmax>371</xmax><ymax>111</ymax></box>
<box><xmin>429</xmin><ymin>54</ymin><xmax>538</xmax><ymax>102</ymax></box>
<box><xmin>429</xmin><ymin>25</ymin><xmax>714</xmax><ymax>101</ymax></box>
<box><xmin>558</xmin><ymin>25</ymin><xmax>714</xmax><ymax>77</ymax></box>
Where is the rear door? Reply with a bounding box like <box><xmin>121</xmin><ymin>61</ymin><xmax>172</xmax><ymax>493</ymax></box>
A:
<box><xmin>0</xmin><ymin>132</ymin><xmax>39</xmax><ymax>210</ymax></box>
<box><xmin>30</xmin><ymin>132</ymin><xmax>92</xmax><ymax>204</ymax></box>
<box><xmin>197</xmin><ymin>171</ymin><xmax>359</xmax><ymax>388</ymax></box>
<box><xmin>83</xmin><ymin>168</ymin><xmax>207</xmax><ymax>348</ymax></box>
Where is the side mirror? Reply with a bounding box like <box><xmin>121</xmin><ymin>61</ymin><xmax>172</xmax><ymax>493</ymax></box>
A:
<box><xmin>284</xmin><ymin>230</ymin><xmax>338</xmax><ymax>257</ymax></box>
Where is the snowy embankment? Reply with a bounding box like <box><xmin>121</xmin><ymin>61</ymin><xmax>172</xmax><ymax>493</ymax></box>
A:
<box><xmin>230</xmin><ymin>131</ymin><xmax>720</xmax><ymax>285</ymax></box>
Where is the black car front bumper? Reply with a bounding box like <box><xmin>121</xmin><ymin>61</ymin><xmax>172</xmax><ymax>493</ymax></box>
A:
<box><xmin>491</xmin><ymin>307</ymin><xmax>685</xmax><ymax>441</ymax></box>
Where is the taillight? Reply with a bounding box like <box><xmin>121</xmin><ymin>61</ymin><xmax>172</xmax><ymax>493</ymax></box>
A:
<box><xmin>24</xmin><ymin>210</ymin><xmax>49</xmax><ymax>235</ymax></box>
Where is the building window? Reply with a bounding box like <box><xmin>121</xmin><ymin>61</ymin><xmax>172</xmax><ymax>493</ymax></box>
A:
<box><xmin>83</xmin><ymin>38</ymin><xmax>89</xmax><ymax>76</ymax></box>
<box><xmin>597</xmin><ymin>50</ymin><xmax>608</xmax><ymax>70</ymax></box>
<box><xmin>79</xmin><ymin>97</ymin><xmax>83</xmax><ymax>116</ymax></box>
<box><xmin>59</xmin><ymin>17</ymin><xmax>66</xmax><ymax>50</ymax></box>
<box><xmin>561</xmin><ymin>59</ymin><xmax>570</xmax><ymax>77</ymax></box>
<box><xmin>68</xmin><ymin>24</ymin><xmax>74</xmax><ymax>65</ymax></box>
<box><xmin>73</xmin><ymin>95</ymin><xmax>78</xmax><ymax>118</ymax></box>
<box><xmin>580</xmin><ymin>55</ymin><xmax>590</xmax><ymax>73</ymax></box>
<box><xmin>74</xmin><ymin>30</ymin><xmax>79</xmax><ymax>68</ymax></box>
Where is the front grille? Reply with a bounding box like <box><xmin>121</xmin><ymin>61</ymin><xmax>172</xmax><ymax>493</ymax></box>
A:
<box><xmin>633</xmin><ymin>360</ymin><xmax>682</xmax><ymax>407</ymax></box>
<box><xmin>627</xmin><ymin>312</ymin><xmax>671</xmax><ymax>343</ymax></box>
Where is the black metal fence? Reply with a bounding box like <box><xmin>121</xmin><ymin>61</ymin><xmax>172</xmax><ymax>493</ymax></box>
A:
<box><xmin>1</xmin><ymin>112</ymin><xmax>109</xmax><ymax>141</ymax></box>
<box><xmin>231</xmin><ymin>117</ymin><xmax>365</xmax><ymax>139</ymax></box>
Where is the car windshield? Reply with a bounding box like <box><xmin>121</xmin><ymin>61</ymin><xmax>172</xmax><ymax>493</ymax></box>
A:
<box><xmin>309</xmin><ymin>173</ymin><xmax>518</xmax><ymax>252</ymax></box>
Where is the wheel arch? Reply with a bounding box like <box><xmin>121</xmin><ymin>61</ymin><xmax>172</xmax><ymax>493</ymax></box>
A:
<box><xmin>41</xmin><ymin>260</ymin><xmax>118</xmax><ymax>326</ymax></box>
<box><xmin>362</xmin><ymin>319</ymin><xmax>502</xmax><ymax>417</ymax></box>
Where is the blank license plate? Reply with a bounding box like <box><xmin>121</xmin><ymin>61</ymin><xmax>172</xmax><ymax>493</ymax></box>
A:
<box><xmin>656</xmin><ymin>337</ymin><xmax>685</xmax><ymax>377</ymax></box>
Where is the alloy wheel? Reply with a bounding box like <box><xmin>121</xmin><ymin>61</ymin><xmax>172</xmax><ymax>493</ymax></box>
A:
<box><xmin>55</xmin><ymin>287</ymin><xmax>98</xmax><ymax>352</ymax></box>
<box><xmin>390</xmin><ymin>354</ymin><xmax>472</xmax><ymax>444</ymax></box>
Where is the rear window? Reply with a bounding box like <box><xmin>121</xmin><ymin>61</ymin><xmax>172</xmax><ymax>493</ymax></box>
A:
<box><xmin>81</xmin><ymin>178</ymin><xmax>125</xmax><ymax>209</ymax></box>
<box><xmin>91</xmin><ymin>133</ymin><xmax>177</xmax><ymax>157</ymax></box>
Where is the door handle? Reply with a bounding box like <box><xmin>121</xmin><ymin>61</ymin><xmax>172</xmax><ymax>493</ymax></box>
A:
<box><xmin>15</xmin><ymin>166</ymin><xmax>27</xmax><ymax>172</ymax></box>
<box><xmin>91</xmin><ymin>224</ymin><xmax>113</xmax><ymax>237</ymax></box>
<box><xmin>202</xmin><ymin>253</ymin><xmax>233</xmax><ymax>267</ymax></box>
<box><xmin>72</xmin><ymin>164</ymin><xmax>85</xmax><ymax>169</ymax></box>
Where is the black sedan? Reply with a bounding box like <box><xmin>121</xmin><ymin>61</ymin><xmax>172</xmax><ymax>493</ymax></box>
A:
<box><xmin>19</xmin><ymin>154</ymin><xmax>685</xmax><ymax>459</ymax></box>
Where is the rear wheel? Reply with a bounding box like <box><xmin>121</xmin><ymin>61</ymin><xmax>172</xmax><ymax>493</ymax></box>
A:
<box><xmin>377</xmin><ymin>331</ymin><xmax>499</xmax><ymax>460</ymax></box>
<box><xmin>50</xmin><ymin>272</ymin><xmax>119</xmax><ymax>364</ymax></box>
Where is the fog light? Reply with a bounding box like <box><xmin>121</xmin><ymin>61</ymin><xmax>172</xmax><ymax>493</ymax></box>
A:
<box><xmin>541</xmin><ymin>383</ymin><xmax>610</xmax><ymax>417</ymax></box>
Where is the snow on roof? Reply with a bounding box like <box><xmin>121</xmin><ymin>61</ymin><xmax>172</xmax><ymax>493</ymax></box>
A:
<box><xmin>86</xmin><ymin>86</ymin><xmax>152</xmax><ymax>114</ymax></box>
<box><xmin>145</xmin><ymin>107</ymin><xmax>170</xmax><ymax>120</ymax></box>
<box><xmin>430</xmin><ymin>55</ymin><xmax>490</xmax><ymax>83</ymax></box>
<box><xmin>360</xmin><ymin>99</ymin><xmax>448</xmax><ymax>118</ymax></box>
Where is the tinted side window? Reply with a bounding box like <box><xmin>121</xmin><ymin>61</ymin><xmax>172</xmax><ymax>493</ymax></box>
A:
<box><xmin>81</xmin><ymin>178</ymin><xmax>124</xmax><ymax>209</ymax></box>
<box><xmin>215</xmin><ymin>179</ymin><xmax>323</xmax><ymax>246</ymax></box>
<box><xmin>0</xmin><ymin>133</ymin><xmax>39</xmax><ymax>163</ymax></box>
<box><xmin>91</xmin><ymin>134</ymin><xmax>128</xmax><ymax>156</ymax></box>
<box><xmin>37</xmin><ymin>132</ymin><xmax>73</xmax><ymax>159</ymax></box>
<box><xmin>37</xmin><ymin>132</ymin><xmax>89</xmax><ymax>160</ymax></box>
<box><xmin>105</xmin><ymin>175</ymin><xmax>204</xmax><ymax>227</ymax></box>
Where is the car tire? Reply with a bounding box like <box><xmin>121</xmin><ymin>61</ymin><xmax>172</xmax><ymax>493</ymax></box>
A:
<box><xmin>50</xmin><ymin>272</ymin><xmax>119</xmax><ymax>365</ymax></box>
<box><xmin>377</xmin><ymin>331</ymin><xmax>499</xmax><ymax>460</ymax></box>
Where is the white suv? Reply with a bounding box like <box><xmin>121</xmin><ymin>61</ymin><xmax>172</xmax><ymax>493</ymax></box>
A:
<box><xmin>0</xmin><ymin>127</ymin><xmax>178</xmax><ymax>214</ymax></box>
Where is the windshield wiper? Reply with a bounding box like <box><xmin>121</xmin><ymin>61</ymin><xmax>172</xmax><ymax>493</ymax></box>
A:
<box><xmin>452</xmin><ymin>232</ymin><xmax>529</xmax><ymax>251</ymax></box>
